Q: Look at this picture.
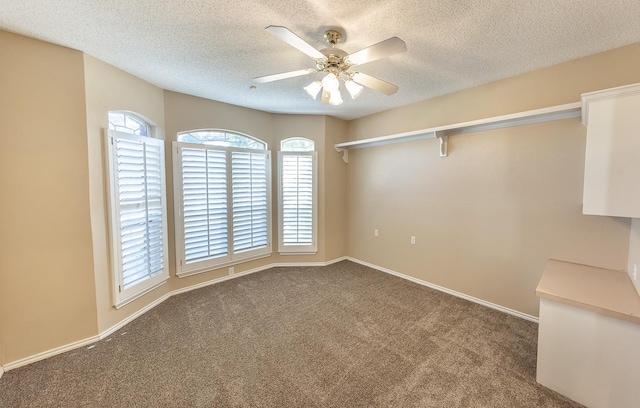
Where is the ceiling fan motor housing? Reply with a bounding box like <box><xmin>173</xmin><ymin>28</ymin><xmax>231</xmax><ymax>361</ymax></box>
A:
<box><xmin>318</xmin><ymin>47</ymin><xmax>351</xmax><ymax>75</ymax></box>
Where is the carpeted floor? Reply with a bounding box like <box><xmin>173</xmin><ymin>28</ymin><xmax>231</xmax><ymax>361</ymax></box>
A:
<box><xmin>0</xmin><ymin>261</ymin><xmax>582</xmax><ymax>407</ymax></box>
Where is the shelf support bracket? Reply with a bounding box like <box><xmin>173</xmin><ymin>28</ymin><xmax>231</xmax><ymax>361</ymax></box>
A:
<box><xmin>436</xmin><ymin>132</ymin><xmax>448</xmax><ymax>157</ymax></box>
<box><xmin>335</xmin><ymin>147</ymin><xmax>349</xmax><ymax>163</ymax></box>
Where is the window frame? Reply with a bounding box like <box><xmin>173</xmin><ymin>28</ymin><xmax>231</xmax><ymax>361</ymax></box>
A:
<box><xmin>105</xmin><ymin>122</ymin><xmax>169</xmax><ymax>308</ymax></box>
<box><xmin>172</xmin><ymin>134</ymin><xmax>272</xmax><ymax>278</ymax></box>
<box><xmin>278</xmin><ymin>137</ymin><xmax>318</xmax><ymax>255</ymax></box>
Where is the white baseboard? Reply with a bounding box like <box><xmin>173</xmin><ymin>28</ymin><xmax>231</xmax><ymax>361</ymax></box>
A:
<box><xmin>0</xmin><ymin>255</ymin><xmax>535</xmax><ymax>374</ymax></box>
<box><xmin>271</xmin><ymin>256</ymin><xmax>348</xmax><ymax>268</ymax></box>
<box><xmin>346</xmin><ymin>257</ymin><xmax>539</xmax><ymax>323</ymax></box>
<box><xmin>2</xmin><ymin>334</ymin><xmax>101</xmax><ymax>372</ymax></box>
<box><xmin>1</xmin><ymin>256</ymin><xmax>349</xmax><ymax>374</ymax></box>
<box><xmin>99</xmin><ymin>292</ymin><xmax>172</xmax><ymax>340</ymax></box>
<box><xmin>171</xmin><ymin>256</ymin><xmax>348</xmax><ymax>297</ymax></box>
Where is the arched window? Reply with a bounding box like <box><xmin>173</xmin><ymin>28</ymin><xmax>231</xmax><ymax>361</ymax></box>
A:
<box><xmin>108</xmin><ymin>111</ymin><xmax>151</xmax><ymax>136</ymax></box>
<box><xmin>106</xmin><ymin>111</ymin><xmax>168</xmax><ymax>307</ymax></box>
<box><xmin>281</xmin><ymin>137</ymin><xmax>315</xmax><ymax>152</ymax></box>
<box><xmin>278</xmin><ymin>137</ymin><xmax>317</xmax><ymax>254</ymax></box>
<box><xmin>178</xmin><ymin>129</ymin><xmax>266</xmax><ymax>149</ymax></box>
<box><xmin>173</xmin><ymin>129</ymin><xmax>271</xmax><ymax>276</ymax></box>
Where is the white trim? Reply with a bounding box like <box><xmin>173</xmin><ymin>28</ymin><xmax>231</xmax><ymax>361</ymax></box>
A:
<box><xmin>114</xmin><ymin>279</ymin><xmax>168</xmax><ymax>309</ymax></box>
<box><xmin>0</xmin><ymin>256</ymin><xmax>347</xmax><ymax>374</ymax></box>
<box><xmin>3</xmin><ymin>334</ymin><xmax>101</xmax><ymax>372</ymax></box>
<box><xmin>581</xmin><ymin>83</ymin><xmax>640</xmax><ymax>126</ymax></box>
<box><xmin>334</xmin><ymin>102</ymin><xmax>582</xmax><ymax>153</ymax></box>
<box><xmin>172</xmin><ymin>263</ymin><xmax>274</xmax><ymax>296</ymax></box>
<box><xmin>271</xmin><ymin>257</ymin><xmax>347</xmax><ymax>268</ymax></box>
<box><xmin>176</xmin><ymin>253</ymin><xmax>272</xmax><ymax>279</ymax></box>
<box><xmin>346</xmin><ymin>257</ymin><xmax>539</xmax><ymax>323</ymax></box>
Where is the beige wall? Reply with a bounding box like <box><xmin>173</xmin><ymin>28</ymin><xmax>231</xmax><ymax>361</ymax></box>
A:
<box><xmin>0</xmin><ymin>31</ymin><xmax>98</xmax><ymax>364</ymax></box>
<box><xmin>83</xmin><ymin>54</ymin><xmax>169</xmax><ymax>333</ymax></box>
<box><xmin>346</xmin><ymin>44</ymin><xmax>640</xmax><ymax>317</ymax></box>
<box><xmin>324</xmin><ymin>117</ymin><xmax>348</xmax><ymax>260</ymax></box>
<box><xmin>349</xmin><ymin>44</ymin><xmax>640</xmax><ymax>139</ymax></box>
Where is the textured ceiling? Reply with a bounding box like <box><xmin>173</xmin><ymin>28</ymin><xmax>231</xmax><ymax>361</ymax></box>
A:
<box><xmin>1</xmin><ymin>0</ymin><xmax>639</xmax><ymax>120</ymax></box>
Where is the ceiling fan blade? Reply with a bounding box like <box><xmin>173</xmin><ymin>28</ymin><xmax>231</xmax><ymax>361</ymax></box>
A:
<box><xmin>253</xmin><ymin>69</ymin><xmax>315</xmax><ymax>83</ymax></box>
<box><xmin>352</xmin><ymin>72</ymin><xmax>399</xmax><ymax>95</ymax></box>
<box><xmin>321</xmin><ymin>88</ymin><xmax>330</xmax><ymax>104</ymax></box>
<box><xmin>265</xmin><ymin>26</ymin><xmax>326</xmax><ymax>60</ymax></box>
<box><xmin>346</xmin><ymin>37</ymin><xmax>407</xmax><ymax>66</ymax></box>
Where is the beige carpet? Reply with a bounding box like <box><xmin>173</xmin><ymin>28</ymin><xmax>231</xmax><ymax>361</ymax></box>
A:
<box><xmin>0</xmin><ymin>261</ymin><xmax>582</xmax><ymax>407</ymax></box>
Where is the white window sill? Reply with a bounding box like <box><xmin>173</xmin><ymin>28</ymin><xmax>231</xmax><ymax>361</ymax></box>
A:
<box><xmin>176</xmin><ymin>252</ymin><xmax>272</xmax><ymax>278</ymax></box>
<box><xmin>114</xmin><ymin>278</ymin><xmax>169</xmax><ymax>309</ymax></box>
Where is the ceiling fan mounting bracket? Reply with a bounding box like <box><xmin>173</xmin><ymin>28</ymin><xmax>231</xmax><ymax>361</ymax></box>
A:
<box><xmin>324</xmin><ymin>30</ymin><xmax>342</xmax><ymax>46</ymax></box>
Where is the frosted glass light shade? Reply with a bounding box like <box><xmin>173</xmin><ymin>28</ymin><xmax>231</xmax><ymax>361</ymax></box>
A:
<box><xmin>321</xmin><ymin>73</ymin><xmax>340</xmax><ymax>92</ymax></box>
<box><xmin>345</xmin><ymin>80</ymin><xmax>364</xmax><ymax>99</ymax></box>
<box><xmin>303</xmin><ymin>81</ymin><xmax>322</xmax><ymax>99</ymax></box>
<box><xmin>329</xmin><ymin>90</ymin><xmax>343</xmax><ymax>105</ymax></box>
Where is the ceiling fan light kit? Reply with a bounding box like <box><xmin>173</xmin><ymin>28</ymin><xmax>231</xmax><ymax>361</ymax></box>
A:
<box><xmin>321</xmin><ymin>72</ymin><xmax>340</xmax><ymax>92</ymax></box>
<box><xmin>329</xmin><ymin>89</ymin><xmax>344</xmax><ymax>106</ymax></box>
<box><xmin>345</xmin><ymin>79</ymin><xmax>364</xmax><ymax>99</ymax></box>
<box><xmin>254</xmin><ymin>26</ymin><xmax>407</xmax><ymax>106</ymax></box>
<box><xmin>303</xmin><ymin>81</ymin><xmax>323</xmax><ymax>99</ymax></box>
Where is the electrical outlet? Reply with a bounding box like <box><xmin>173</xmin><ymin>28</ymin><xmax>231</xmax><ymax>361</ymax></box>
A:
<box><xmin>633</xmin><ymin>264</ymin><xmax>638</xmax><ymax>282</ymax></box>
<box><xmin>229</xmin><ymin>267</ymin><xmax>234</xmax><ymax>275</ymax></box>
<box><xmin>410</xmin><ymin>236</ymin><xmax>416</xmax><ymax>245</ymax></box>
<box><xmin>374</xmin><ymin>229</ymin><xmax>379</xmax><ymax>237</ymax></box>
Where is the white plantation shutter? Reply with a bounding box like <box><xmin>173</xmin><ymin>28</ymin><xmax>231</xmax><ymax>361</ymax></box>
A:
<box><xmin>108</xmin><ymin>130</ymin><xmax>169</xmax><ymax>307</ymax></box>
<box><xmin>232</xmin><ymin>151</ymin><xmax>269</xmax><ymax>254</ymax></box>
<box><xmin>174</xmin><ymin>141</ymin><xmax>271</xmax><ymax>277</ymax></box>
<box><xmin>181</xmin><ymin>148</ymin><xmax>229</xmax><ymax>263</ymax></box>
<box><xmin>278</xmin><ymin>151</ymin><xmax>317</xmax><ymax>254</ymax></box>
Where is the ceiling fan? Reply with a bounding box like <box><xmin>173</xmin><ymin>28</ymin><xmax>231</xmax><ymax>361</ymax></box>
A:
<box><xmin>253</xmin><ymin>26</ymin><xmax>407</xmax><ymax>105</ymax></box>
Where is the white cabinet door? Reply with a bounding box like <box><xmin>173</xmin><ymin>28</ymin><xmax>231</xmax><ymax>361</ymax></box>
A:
<box><xmin>582</xmin><ymin>84</ymin><xmax>640</xmax><ymax>217</ymax></box>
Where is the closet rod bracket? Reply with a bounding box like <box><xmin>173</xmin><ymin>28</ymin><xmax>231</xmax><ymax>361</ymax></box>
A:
<box><xmin>336</xmin><ymin>147</ymin><xmax>349</xmax><ymax>163</ymax></box>
<box><xmin>436</xmin><ymin>132</ymin><xmax>448</xmax><ymax>157</ymax></box>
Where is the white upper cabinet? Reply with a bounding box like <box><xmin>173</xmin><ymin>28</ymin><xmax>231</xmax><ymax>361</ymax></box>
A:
<box><xmin>582</xmin><ymin>83</ymin><xmax>640</xmax><ymax>218</ymax></box>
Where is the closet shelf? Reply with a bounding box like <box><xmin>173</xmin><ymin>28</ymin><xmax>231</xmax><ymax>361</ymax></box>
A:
<box><xmin>334</xmin><ymin>102</ymin><xmax>582</xmax><ymax>162</ymax></box>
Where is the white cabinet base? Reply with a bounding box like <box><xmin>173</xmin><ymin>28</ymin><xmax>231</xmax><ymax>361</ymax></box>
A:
<box><xmin>537</xmin><ymin>298</ymin><xmax>640</xmax><ymax>408</ymax></box>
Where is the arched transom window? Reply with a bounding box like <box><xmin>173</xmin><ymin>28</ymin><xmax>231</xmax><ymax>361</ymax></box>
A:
<box><xmin>281</xmin><ymin>137</ymin><xmax>315</xmax><ymax>152</ymax></box>
<box><xmin>178</xmin><ymin>130</ymin><xmax>266</xmax><ymax>149</ymax></box>
<box><xmin>108</xmin><ymin>111</ymin><xmax>150</xmax><ymax>136</ymax></box>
